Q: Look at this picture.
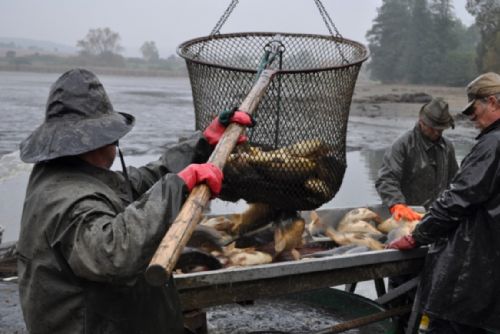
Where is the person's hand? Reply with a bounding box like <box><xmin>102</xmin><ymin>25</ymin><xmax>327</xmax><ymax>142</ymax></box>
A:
<box><xmin>203</xmin><ymin>109</ymin><xmax>255</xmax><ymax>146</ymax></box>
<box><xmin>390</xmin><ymin>204</ymin><xmax>422</xmax><ymax>221</ymax></box>
<box><xmin>386</xmin><ymin>235</ymin><xmax>418</xmax><ymax>250</ymax></box>
<box><xmin>177</xmin><ymin>163</ymin><xmax>223</xmax><ymax>197</ymax></box>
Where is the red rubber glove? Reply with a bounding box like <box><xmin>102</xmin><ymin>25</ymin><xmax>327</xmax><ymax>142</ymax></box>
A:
<box><xmin>390</xmin><ymin>204</ymin><xmax>422</xmax><ymax>221</ymax></box>
<box><xmin>203</xmin><ymin>111</ymin><xmax>254</xmax><ymax>146</ymax></box>
<box><xmin>386</xmin><ymin>235</ymin><xmax>418</xmax><ymax>250</ymax></box>
<box><xmin>177</xmin><ymin>163</ymin><xmax>223</xmax><ymax>197</ymax></box>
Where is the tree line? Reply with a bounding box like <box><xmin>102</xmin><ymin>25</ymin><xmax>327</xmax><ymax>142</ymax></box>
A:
<box><xmin>1</xmin><ymin>27</ymin><xmax>186</xmax><ymax>75</ymax></box>
<box><xmin>2</xmin><ymin>1</ymin><xmax>499</xmax><ymax>83</ymax></box>
<box><xmin>367</xmin><ymin>0</ymin><xmax>500</xmax><ymax>86</ymax></box>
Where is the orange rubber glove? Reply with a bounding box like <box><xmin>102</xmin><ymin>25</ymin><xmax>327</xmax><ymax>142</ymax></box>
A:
<box><xmin>390</xmin><ymin>204</ymin><xmax>422</xmax><ymax>221</ymax></box>
<box><xmin>203</xmin><ymin>109</ymin><xmax>255</xmax><ymax>146</ymax></box>
<box><xmin>178</xmin><ymin>163</ymin><xmax>223</xmax><ymax>197</ymax></box>
<box><xmin>386</xmin><ymin>235</ymin><xmax>418</xmax><ymax>250</ymax></box>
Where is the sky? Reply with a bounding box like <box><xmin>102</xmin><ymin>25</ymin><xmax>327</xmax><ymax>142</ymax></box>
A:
<box><xmin>0</xmin><ymin>0</ymin><xmax>474</xmax><ymax>58</ymax></box>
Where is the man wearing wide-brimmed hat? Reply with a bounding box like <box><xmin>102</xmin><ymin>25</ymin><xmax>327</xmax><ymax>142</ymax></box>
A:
<box><xmin>16</xmin><ymin>68</ymin><xmax>253</xmax><ymax>334</ymax></box>
<box><xmin>388</xmin><ymin>72</ymin><xmax>500</xmax><ymax>333</ymax></box>
<box><xmin>376</xmin><ymin>97</ymin><xmax>459</xmax><ymax>219</ymax></box>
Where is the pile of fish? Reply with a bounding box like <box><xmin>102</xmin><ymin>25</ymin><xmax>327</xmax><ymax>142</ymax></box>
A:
<box><xmin>176</xmin><ymin>204</ymin><xmax>422</xmax><ymax>274</ymax></box>
<box><xmin>219</xmin><ymin>139</ymin><xmax>342</xmax><ymax>210</ymax></box>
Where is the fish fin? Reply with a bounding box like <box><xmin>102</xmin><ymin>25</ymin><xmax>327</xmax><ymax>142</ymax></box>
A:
<box><xmin>274</xmin><ymin>226</ymin><xmax>286</xmax><ymax>253</ymax></box>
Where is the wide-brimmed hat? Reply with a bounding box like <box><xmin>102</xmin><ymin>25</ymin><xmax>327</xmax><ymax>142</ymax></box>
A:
<box><xmin>462</xmin><ymin>72</ymin><xmax>500</xmax><ymax>115</ymax></box>
<box><xmin>20</xmin><ymin>68</ymin><xmax>135</xmax><ymax>163</ymax></box>
<box><xmin>419</xmin><ymin>97</ymin><xmax>454</xmax><ymax>130</ymax></box>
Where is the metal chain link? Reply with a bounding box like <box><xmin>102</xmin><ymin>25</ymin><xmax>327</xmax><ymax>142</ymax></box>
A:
<box><xmin>313</xmin><ymin>0</ymin><xmax>348</xmax><ymax>63</ymax></box>
<box><xmin>210</xmin><ymin>0</ymin><xmax>239</xmax><ymax>36</ymax></box>
<box><xmin>313</xmin><ymin>0</ymin><xmax>343</xmax><ymax>38</ymax></box>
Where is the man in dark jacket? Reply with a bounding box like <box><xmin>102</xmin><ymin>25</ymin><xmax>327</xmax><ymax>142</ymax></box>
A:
<box><xmin>376</xmin><ymin>97</ymin><xmax>458</xmax><ymax>220</ymax></box>
<box><xmin>17</xmin><ymin>68</ymin><xmax>253</xmax><ymax>334</ymax></box>
<box><xmin>388</xmin><ymin>72</ymin><xmax>500</xmax><ymax>333</ymax></box>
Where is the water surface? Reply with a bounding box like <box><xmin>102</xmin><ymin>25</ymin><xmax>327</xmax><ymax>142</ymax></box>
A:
<box><xmin>0</xmin><ymin>71</ymin><xmax>475</xmax><ymax>242</ymax></box>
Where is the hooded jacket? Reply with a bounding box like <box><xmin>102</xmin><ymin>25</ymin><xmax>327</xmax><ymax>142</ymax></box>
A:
<box><xmin>376</xmin><ymin>124</ymin><xmax>458</xmax><ymax>209</ymax></box>
<box><xmin>413</xmin><ymin>120</ymin><xmax>500</xmax><ymax>330</ymax></box>
<box><xmin>17</xmin><ymin>133</ymin><xmax>210</xmax><ymax>334</ymax></box>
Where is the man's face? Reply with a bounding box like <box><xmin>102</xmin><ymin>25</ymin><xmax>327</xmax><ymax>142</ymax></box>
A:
<box><xmin>419</xmin><ymin>120</ymin><xmax>444</xmax><ymax>142</ymax></box>
<box><xmin>468</xmin><ymin>96</ymin><xmax>499</xmax><ymax>130</ymax></box>
<box><xmin>101</xmin><ymin>144</ymin><xmax>117</xmax><ymax>169</ymax></box>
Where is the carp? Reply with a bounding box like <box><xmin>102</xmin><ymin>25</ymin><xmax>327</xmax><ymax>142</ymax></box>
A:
<box><xmin>274</xmin><ymin>213</ymin><xmax>305</xmax><ymax>260</ymax></box>
<box><xmin>325</xmin><ymin>227</ymin><xmax>384</xmax><ymax>251</ymax></box>
<box><xmin>175</xmin><ymin>247</ymin><xmax>223</xmax><ymax>274</ymax></box>
<box><xmin>306</xmin><ymin>210</ymin><xmax>328</xmax><ymax>237</ymax></box>
<box><xmin>377</xmin><ymin>216</ymin><xmax>421</xmax><ymax>234</ymax></box>
<box><xmin>230</xmin><ymin>202</ymin><xmax>277</xmax><ymax>236</ymax></box>
<box><xmin>337</xmin><ymin>208</ymin><xmax>383</xmax><ymax>236</ymax></box>
<box><xmin>222</xmin><ymin>243</ymin><xmax>273</xmax><ymax>267</ymax></box>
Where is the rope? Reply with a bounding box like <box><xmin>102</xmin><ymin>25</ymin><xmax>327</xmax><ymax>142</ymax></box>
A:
<box><xmin>117</xmin><ymin>144</ymin><xmax>135</xmax><ymax>202</ymax></box>
<box><xmin>248</xmin><ymin>38</ymin><xmax>285</xmax><ymax>145</ymax></box>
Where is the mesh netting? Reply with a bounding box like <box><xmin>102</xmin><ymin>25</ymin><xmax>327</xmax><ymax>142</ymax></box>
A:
<box><xmin>178</xmin><ymin>32</ymin><xmax>368</xmax><ymax>210</ymax></box>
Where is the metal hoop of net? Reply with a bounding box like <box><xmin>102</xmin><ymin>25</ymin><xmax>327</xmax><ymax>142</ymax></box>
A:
<box><xmin>178</xmin><ymin>32</ymin><xmax>369</xmax><ymax>210</ymax></box>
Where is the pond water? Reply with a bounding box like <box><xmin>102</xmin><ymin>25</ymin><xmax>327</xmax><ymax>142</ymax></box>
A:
<box><xmin>0</xmin><ymin>71</ymin><xmax>475</xmax><ymax>242</ymax></box>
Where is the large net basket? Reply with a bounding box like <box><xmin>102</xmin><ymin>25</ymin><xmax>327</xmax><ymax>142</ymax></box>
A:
<box><xmin>178</xmin><ymin>32</ymin><xmax>368</xmax><ymax>210</ymax></box>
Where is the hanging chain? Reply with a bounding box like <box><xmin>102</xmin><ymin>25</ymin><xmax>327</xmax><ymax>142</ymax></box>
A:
<box><xmin>313</xmin><ymin>0</ymin><xmax>348</xmax><ymax>63</ymax></box>
<box><xmin>210</xmin><ymin>0</ymin><xmax>239</xmax><ymax>36</ymax></box>
<box><xmin>313</xmin><ymin>0</ymin><xmax>343</xmax><ymax>38</ymax></box>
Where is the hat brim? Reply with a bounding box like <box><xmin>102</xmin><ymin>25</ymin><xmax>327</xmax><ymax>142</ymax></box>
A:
<box><xmin>428</xmin><ymin>123</ymin><xmax>452</xmax><ymax>130</ymax></box>
<box><xmin>461</xmin><ymin>99</ymin><xmax>475</xmax><ymax>116</ymax></box>
<box><xmin>421</xmin><ymin>113</ymin><xmax>454</xmax><ymax>130</ymax></box>
<box><xmin>20</xmin><ymin>111</ymin><xmax>135</xmax><ymax>163</ymax></box>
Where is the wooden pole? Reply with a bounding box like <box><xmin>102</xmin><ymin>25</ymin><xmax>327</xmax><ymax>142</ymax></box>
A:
<box><xmin>145</xmin><ymin>69</ymin><xmax>277</xmax><ymax>286</ymax></box>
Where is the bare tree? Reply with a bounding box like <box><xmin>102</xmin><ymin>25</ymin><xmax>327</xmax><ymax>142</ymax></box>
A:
<box><xmin>77</xmin><ymin>27</ymin><xmax>123</xmax><ymax>56</ymax></box>
<box><xmin>140</xmin><ymin>41</ymin><xmax>160</xmax><ymax>62</ymax></box>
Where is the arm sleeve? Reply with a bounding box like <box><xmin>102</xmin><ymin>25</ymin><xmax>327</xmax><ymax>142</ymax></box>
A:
<box><xmin>413</xmin><ymin>137</ymin><xmax>500</xmax><ymax>244</ymax></box>
<box><xmin>375</xmin><ymin>139</ymin><xmax>407</xmax><ymax>208</ymax></box>
<box><xmin>126</xmin><ymin>132</ymin><xmax>211</xmax><ymax>196</ymax></box>
<box><xmin>59</xmin><ymin>174</ymin><xmax>188</xmax><ymax>283</ymax></box>
<box><xmin>447</xmin><ymin>144</ymin><xmax>459</xmax><ymax>183</ymax></box>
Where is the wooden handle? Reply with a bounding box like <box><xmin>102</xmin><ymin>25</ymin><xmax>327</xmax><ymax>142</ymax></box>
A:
<box><xmin>145</xmin><ymin>69</ymin><xmax>277</xmax><ymax>286</ymax></box>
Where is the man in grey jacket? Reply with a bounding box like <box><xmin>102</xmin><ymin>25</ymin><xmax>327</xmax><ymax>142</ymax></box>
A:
<box><xmin>375</xmin><ymin>97</ymin><xmax>458</xmax><ymax>220</ymax></box>
<box><xmin>17</xmin><ymin>68</ymin><xmax>252</xmax><ymax>334</ymax></box>
<box><xmin>388</xmin><ymin>72</ymin><xmax>500</xmax><ymax>333</ymax></box>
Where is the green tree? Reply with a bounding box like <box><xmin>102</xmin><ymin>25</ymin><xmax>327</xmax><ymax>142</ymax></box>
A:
<box><xmin>425</xmin><ymin>0</ymin><xmax>460</xmax><ymax>83</ymax></box>
<box><xmin>466</xmin><ymin>0</ymin><xmax>500</xmax><ymax>72</ymax></box>
<box><xmin>140</xmin><ymin>41</ymin><xmax>160</xmax><ymax>62</ymax></box>
<box><xmin>368</xmin><ymin>0</ymin><xmax>477</xmax><ymax>85</ymax></box>
<box><xmin>366</xmin><ymin>0</ymin><xmax>411</xmax><ymax>83</ymax></box>
<box><xmin>77</xmin><ymin>27</ymin><xmax>123</xmax><ymax>56</ymax></box>
<box><xmin>404</xmin><ymin>0</ymin><xmax>436</xmax><ymax>84</ymax></box>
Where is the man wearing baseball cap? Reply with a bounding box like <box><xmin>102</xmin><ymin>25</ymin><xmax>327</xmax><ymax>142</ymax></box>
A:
<box><xmin>16</xmin><ymin>68</ymin><xmax>253</xmax><ymax>334</ymax></box>
<box><xmin>388</xmin><ymin>72</ymin><xmax>500</xmax><ymax>333</ymax></box>
<box><xmin>375</xmin><ymin>97</ymin><xmax>459</xmax><ymax>331</ymax></box>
